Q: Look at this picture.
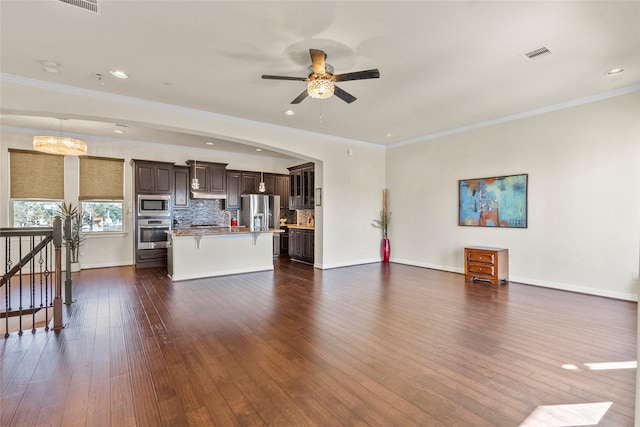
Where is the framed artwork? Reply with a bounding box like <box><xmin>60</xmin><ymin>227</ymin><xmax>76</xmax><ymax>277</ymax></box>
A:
<box><xmin>458</xmin><ymin>173</ymin><xmax>528</xmax><ymax>228</ymax></box>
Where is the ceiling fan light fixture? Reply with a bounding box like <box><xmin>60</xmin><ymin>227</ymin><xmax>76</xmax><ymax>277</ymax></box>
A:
<box><xmin>307</xmin><ymin>77</ymin><xmax>335</xmax><ymax>99</ymax></box>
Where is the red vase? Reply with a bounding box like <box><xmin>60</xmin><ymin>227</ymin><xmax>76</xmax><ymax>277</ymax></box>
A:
<box><xmin>381</xmin><ymin>238</ymin><xmax>391</xmax><ymax>263</ymax></box>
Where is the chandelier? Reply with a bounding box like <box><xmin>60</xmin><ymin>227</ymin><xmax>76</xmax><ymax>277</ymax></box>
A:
<box><xmin>32</xmin><ymin>119</ymin><xmax>87</xmax><ymax>156</ymax></box>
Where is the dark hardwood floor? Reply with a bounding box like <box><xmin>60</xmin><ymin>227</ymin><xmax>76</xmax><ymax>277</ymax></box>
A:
<box><xmin>1</xmin><ymin>259</ymin><xmax>636</xmax><ymax>426</ymax></box>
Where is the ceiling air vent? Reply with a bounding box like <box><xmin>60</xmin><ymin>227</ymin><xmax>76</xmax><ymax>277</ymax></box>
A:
<box><xmin>59</xmin><ymin>0</ymin><xmax>100</xmax><ymax>14</ymax></box>
<box><xmin>524</xmin><ymin>46</ymin><xmax>552</xmax><ymax>60</ymax></box>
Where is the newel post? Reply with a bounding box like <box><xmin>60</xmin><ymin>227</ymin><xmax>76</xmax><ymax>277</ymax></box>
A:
<box><xmin>64</xmin><ymin>215</ymin><xmax>73</xmax><ymax>305</ymax></box>
<box><xmin>52</xmin><ymin>216</ymin><xmax>64</xmax><ymax>331</ymax></box>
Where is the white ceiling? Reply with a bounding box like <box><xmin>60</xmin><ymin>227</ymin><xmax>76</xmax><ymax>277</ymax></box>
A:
<box><xmin>0</xmin><ymin>1</ymin><xmax>638</xmax><ymax>155</ymax></box>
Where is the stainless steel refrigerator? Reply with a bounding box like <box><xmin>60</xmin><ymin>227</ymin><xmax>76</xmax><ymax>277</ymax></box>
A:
<box><xmin>240</xmin><ymin>194</ymin><xmax>280</xmax><ymax>231</ymax></box>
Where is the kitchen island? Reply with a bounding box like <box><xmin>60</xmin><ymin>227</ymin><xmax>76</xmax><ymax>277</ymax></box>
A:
<box><xmin>166</xmin><ymin>227</ymin><xmax>283</xmax><ymax>281</ymax></box>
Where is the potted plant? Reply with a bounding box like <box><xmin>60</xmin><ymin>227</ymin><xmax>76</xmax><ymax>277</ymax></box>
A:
<box><xmin>372</xmin><ymin>189</ymin><xmax>391</xmax><ymax>263</ymax></box>
<box><xmin>58</xmin><ymin>202</ymin><xmax>85</xmax><ymax>271</ymax></box>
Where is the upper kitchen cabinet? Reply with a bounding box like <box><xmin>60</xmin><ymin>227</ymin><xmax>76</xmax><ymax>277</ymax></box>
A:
<box><xmin>274</xmin><ymin>174</ymin><xmax>289</xmax><ymax>210</ymax></box>
<box><xmin>262</xmin><ymin>173</ymin><xmax>276</xmax><ymax>194</ymax></box>
<box><xmin>133</xmin><ymin>160</ymin><xmax>174</xmax><ymax>194</ymax></box>
<box><xmin>288</xmin><ymin>163</ymin><xmax>314</xmax><ymax>209</ymax></box>
<box><xmin>226</xmin><ymin>171</ymin><xmax>290</xmax><ymax>210</ymax></box>
<box><xmin>187</xmin><ymin>160</ymin><xmax>228</xmax><ymax>199</ymax></box>
<box><xmin>241</xmin><ymin>171</ymin><xmax>261</xmax><ymax>194</ymax></box>
<box><xmin>225</xmin><ymin>170</ymin><xmax>242</xmax><ymax>210</ymax></box>
<box><xmin>173</xmin><ymin>165</ymin><xmax>190</xmax><ymax>209</ymax></box>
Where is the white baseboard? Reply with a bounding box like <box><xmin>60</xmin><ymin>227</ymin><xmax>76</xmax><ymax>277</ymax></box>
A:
<box><xmin>392</xmin><ymin>258</ymin><xmax>638</xmax><ymax>301</ymax></box>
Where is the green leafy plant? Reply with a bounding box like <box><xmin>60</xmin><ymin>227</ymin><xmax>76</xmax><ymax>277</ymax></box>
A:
<box><xmin>58</xmin><ymin>202</ymin><xmax>85</xmax><ymax>263</ymax></box>
<box><xmin>372</xmin><ymin>188</ymin><xmax>391</xmax><ymax>239</ymax></box>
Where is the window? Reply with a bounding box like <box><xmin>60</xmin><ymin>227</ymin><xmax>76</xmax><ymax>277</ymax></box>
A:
<box><xmin>79</xmin><ymin>156</ymin><xmax>125</xmax><ymax>233</ymax></box>
<box><xmin>9</xmin><ymin>149</ymin><xmax>65</xmax><ymax>228</ymax></box>
<box><xmin>12</xmin><ymin>200</ymin><xmax>61</xmax><ymax>227</ymax></box>
<box><xmin>81</xmin><ymin>201</ymin><xmax>123</xmax><ymax>232</ymax></box>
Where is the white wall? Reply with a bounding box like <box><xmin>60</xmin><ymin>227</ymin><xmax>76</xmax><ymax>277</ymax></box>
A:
<box><xmin>387</xmin><ymin>91</ymin><xmax>640</xmax><ymax>300</ymax></box>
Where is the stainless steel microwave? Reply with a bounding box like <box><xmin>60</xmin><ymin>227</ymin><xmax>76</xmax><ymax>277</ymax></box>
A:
<box><xmin>137</xmin><ymin>194</ymin><xmax>171</xmax><ymax>217</ymax></box>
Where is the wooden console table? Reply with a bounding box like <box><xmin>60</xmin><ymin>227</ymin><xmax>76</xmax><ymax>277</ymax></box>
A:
<box><xmin>464</xmin><ymin>246</ymin><xmax>509</xmax><ymax>285</ymax></box>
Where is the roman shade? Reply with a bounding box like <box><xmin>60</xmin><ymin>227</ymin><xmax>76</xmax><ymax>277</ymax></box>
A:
<box><xmin>79</xmin><ymin>156</ymin><xmax>124</xmax><ymax>200</ymax></box>
<box><xmin>9</xmin><ymin>149</ymin><xmax>64</xmax><ymax>199</ymax></box>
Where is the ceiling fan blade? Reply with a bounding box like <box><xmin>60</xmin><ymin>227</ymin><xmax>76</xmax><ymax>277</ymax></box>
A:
<box><xmin>334</xmin><ymin>69</ymin><xmax>380</xmax><ymax>82</ymax></box>
<box><xmin>291</xmin><ymin>90</ymin><xmax>309</xmax><ymax>104</ymax></box>
<box><xmin>262</xmin><ymin>75</ymin><xmax>307</xmax><ymax>81</ymax></box>
<box><xmin>333</xmin><ymin>86</ymin><xmax>357</xmax><ymax>104</ymax></box>
<box><xmin>309</xmin><ymin>49</ymin><xmax>326</xmax><ymax>75</ymax></box>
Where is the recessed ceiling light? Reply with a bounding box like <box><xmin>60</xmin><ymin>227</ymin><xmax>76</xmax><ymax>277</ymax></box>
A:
<box><xmin>205</xmin><ymin>141</ymin><xmax>214</xmax><ymax>146</ymax></box>
<box><xmin>40</xmin><ymin>60</ymin><xmax>60</xmax><ymax>74</ymax></box>
<box><xmin>255</xmin><ymin>148</ymin><xmax>263</xmax><ymax>152</ymax></box>
<box><xmin>284</xmin><ymin>110</ymin><xmax>295</xmax><ymax>116</ymax></box>
<box><xmin>109</xmin><ymin>69</ymin><xmax>129</xmax><ymax>79</ymax></box>
<box><xmin>385</xmin><ymin>132</ymin><xmax>394</xmax><ymax>137</ymax></box>
<box><xmin>114</xmin><ymin>129</ymin><xmax>125</xmax><ymax>134</ymax></box>
<box><xmin>606</xmin><ymin>68</ymin><xmax>624</xmax><ymax>76</ymax></box>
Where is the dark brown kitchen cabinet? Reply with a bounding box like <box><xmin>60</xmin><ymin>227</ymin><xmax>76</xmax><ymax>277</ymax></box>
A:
<box><xmin>275</xmin><ymin>174</ymin><xmax>289</xmax><ymax>210</ymax></box>
<box><xmin>288</xmin><ymin>227</ymin><xmax>314</xmax><ymax>263</ymax></box>
<box><xmin>135</xmin><ymin>248</ymin><xmax>167</xmax><ymax>268</ymax></box>
<box><xmin>288</xmin><ymin>163</ymin><xmax>314</xmax><ymax>209</ymax></box>
<box><xmin>226</xmin><ymin>171</ymin><xmax>242</xmax><ymax>209</ymax></box>
<box><xmin>289</xmin><ymin>168</ymin><xmax>302</xmax><ymax>209</ymax></box>
<box><xmin>187</xmin><ymin>160</ymin><xmax>227</xmax><ymax>198</ymax></box>
<box><xmin>262</xmin><ymin>173</ymin><xmax>276</xmax><ymax>194</ymax></box>
<box><xmin>226</xmin><ymin>171</ymin><xmax>289</xmax><ymax>210</ymax></box>
<box><xmin>173</xmin><ymin>165</ymin><xmax>189</xmax><ymax>209</ymax></box>
<box><xmin>241</xmin><ymin>172</ymin><xmax>261</xmax><ymax>194</ymax></box>
<box><xmin>133</xmin><ymin>160</ymin><xmax>173</xmax><ymax>194</ymax></box>
<box><xmin>280</xmin><ymin>228</ymin><xmax>289</xmax><ymax>255</ymax></box>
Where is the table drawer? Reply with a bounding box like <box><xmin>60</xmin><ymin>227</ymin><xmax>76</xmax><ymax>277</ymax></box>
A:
<box><xmin>467</xmin><ymin>251</ymin><xmax>495</xmax><ymax>264</ymax></box>
<box><xmin>467</xmin><ymin>262</ymin><xmax>495</xmax><ymax>276</ymax></box>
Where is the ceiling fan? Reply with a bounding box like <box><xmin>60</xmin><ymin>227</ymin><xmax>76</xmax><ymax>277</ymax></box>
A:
<box><xmin>262</xmin><ymin>49</ymin><xmax>380</xmax><ymax>104</ymax></box>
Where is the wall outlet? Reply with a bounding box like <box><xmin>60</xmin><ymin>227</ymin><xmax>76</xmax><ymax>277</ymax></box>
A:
<box><xmin>632</xmin><ymin>271</ymin><xmax>639</xmax><ymax>281</ymax></box>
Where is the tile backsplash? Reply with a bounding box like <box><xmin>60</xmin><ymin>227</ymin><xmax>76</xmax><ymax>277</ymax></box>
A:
<box><xmin>296</xmin><ymin>209</ymin><xmax>315</xmax><ymax>226</ymax></box>
<box><xmin>173</xmin><ymin>199</ymin><xmax>302</xmax><ymax>228</ymax></box>
<box><xmin>173</xmin><ymin>199</ymin><xmax>237</xmax><ymax>227</ymax></box>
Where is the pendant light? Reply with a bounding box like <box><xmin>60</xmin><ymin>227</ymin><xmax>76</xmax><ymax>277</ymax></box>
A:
<box><xmin>191</xmin><ymin>159</ymin><xmax>200</xmax><ymax>190</ymax></box>
<box><xmin>258</xmin><ymin>172</ymin><xmax>266</xmax><ymax>193</ymax></box>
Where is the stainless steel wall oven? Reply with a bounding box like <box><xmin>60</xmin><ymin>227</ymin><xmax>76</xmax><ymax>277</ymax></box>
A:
<box><xmin>137</xmin><ymin>218</ymin><xmax>171</xmax><ymax>249</ymax></box>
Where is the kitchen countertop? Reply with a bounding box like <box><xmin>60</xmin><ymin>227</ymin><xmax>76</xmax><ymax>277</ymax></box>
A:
<box><xmin>168</xmin><ymin>226</ymin><xmax>283</xmax><ymax>236</ymax></box>
<box><xmin>282</xmin><ymin>224</ymin><xmax>315</xmax><ymax>230</ymax></box>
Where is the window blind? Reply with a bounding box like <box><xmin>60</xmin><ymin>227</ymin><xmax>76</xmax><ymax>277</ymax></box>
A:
<box><xmin>79</xmin><ymin>156</ymin><xmax>124</xmax><ymax>200</ymax></box>
<box><xmin>9</xmin><ymin>149</ymin><xmax>64</xmax><ymax>199</ymax></box>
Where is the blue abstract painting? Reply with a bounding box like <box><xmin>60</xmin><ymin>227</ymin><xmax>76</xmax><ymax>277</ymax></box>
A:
<box><xmin>459</xmin><ymin>174</ymin><xmax>528</xmax><ymax>228</ymax></box>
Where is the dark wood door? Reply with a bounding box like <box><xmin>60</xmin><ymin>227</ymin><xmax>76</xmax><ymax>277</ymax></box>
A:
<box><xmin>241</xmin><ymin>172</ymin><xmax>260</xmax><ymax>194</ymax></box>
<box><xmin>301</xmin><ymin>166</ymin><xmax>315</xmax><ymax>208</ymax></box>
<box><xmin>289</xmin><ymin>169</ymin><xmax>302</xmax><ymax>209</ymax></box>
<box><xmin>280</xmin><ymin>231</ymin><xmax>289</xmax><ymax>255</ymax></box>
<box><xmin>155</xmin><ymin>165</ymin><xmax>172</xmax><ymax>193</ymax></box>
<box><xmin>209</xmin><ymin>164</ymin><xmax>227</xmax><ymax>194</ymax></box>
<box><xmin>136</xmin><ymin>163</ymin><xmax>154</xmax><ymax>193</ymax></box>
<box><xmin>173</xmin><ymin>166</ymin><xmax>189</xmax><ymax>208</ymax></box>
<box><xmin>262</xmin><ymin>174</ymin><xmax>276</xmax><ymax>194</ymax></box>
<box><xmin>275</xmin><ymin>175</ymin><xmax>289</xmax><ymax>210</ymax></box>
<box><xmin>134</xmin><ymin>161</ymin><xmax>173</xmax><ymax>194</ymax></box>
<box><xmin>226</xmin><ymin>171</ymin><xmax>241</xmax><ymax>209</ymax></box>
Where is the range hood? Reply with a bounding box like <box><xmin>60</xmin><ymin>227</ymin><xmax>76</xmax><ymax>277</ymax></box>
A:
<box><xmin>190</xmin><ymin>190</ymin><xmax>226</xmax><ymax>199</ymax></box>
